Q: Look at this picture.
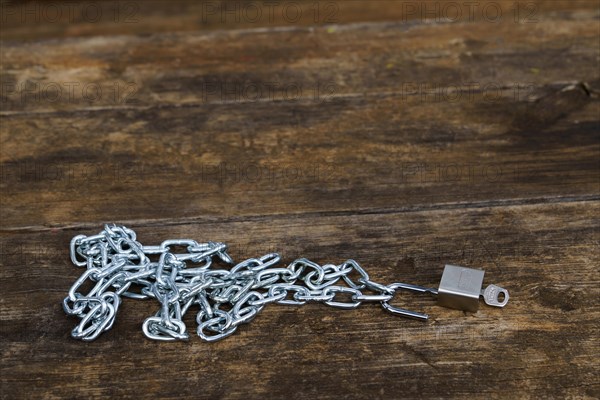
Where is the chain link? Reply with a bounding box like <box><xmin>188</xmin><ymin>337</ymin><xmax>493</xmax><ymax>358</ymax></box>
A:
<box><xmin>63</xmin><ymin>224</ymin><xmax>401</xmax><ymax>342</ymax></box>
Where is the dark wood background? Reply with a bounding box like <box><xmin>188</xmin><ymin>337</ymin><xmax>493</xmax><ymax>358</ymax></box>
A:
<box><xmin>1</xmin><ymin>0</ymin><xmax>599</xmax><ymax>398</ymax></box>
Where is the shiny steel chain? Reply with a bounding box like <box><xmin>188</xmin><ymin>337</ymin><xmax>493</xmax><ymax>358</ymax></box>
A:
<box><xmin>63</xmin><ymin>224</ymin><xmax>408</xmax><ymax>342</ymax></box>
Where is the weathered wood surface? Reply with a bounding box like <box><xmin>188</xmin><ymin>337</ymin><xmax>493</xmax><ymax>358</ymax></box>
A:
<box><xmin>1</xmin><ymin>202</ymin><xmax>599</xmax><ymax>399</ymax></box>
<box><xmin>1</xmin><ymin>1</ymin><xmax>599</xmax><ymax>399</ymax></box>
<box><xmin>2</xmin><ymin>0</ymin><xmax>597</xmax><ymax>41</ymax></box>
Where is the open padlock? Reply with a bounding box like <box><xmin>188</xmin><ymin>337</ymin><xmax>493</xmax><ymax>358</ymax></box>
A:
<box><xmin>381</xmin><ymin>264</ymin><xmax>510</xmax><ymax>320</ymax></box>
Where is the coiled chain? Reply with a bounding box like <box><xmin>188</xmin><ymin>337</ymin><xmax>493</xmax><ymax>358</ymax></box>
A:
<box><xmin>63</xmin><ymin>224</ymin><xmax>402</xmax><ymax>342</ymax></box>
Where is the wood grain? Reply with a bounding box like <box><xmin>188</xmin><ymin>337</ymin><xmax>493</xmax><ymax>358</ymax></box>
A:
<box><xmin>2</xmin><ymin>10</ymin><xmax>599</xmax><ymax>113</ymax></box>
<box><xmin>1</xmin><ymin>82</ymin><xmax>598</xmax><ymax>228</ymax></box>
<box><xmin>1</xmin><ymin>0</ymin><xmax>599</xmax><ymax>399</ymax></box>
<box><xmin>1</xmin><ymin>7</ymin><xmax>598</xmax><ymax>229</ymax></box>
<box><xmin>1</xmin><ymin>201</ymin><xmax>599</xmax><ymax>399</ymax></box>
<box><xmin>2</xmin><ymin>0</ymin><xmax>597</xmax><ymax>41</ymax></box>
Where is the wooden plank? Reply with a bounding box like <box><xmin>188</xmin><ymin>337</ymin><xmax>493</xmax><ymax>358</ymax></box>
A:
<box><xmin>1</xmin><ymin>9</ymin><xmax>598</xmax><ymax>229</ymax></box>
<box><xmin>1</xmin><ymin>84</ymin><xmax>597</xmax><ymax>228</ymax></box>
<box><xmin>1</xmin><ymin>201</ymin><xmax>598</xmax><ymax>399</ymax></box>
<box><xmin>2</xmin><ymin>11</ymin><xmax>599</xmax><ymax>112</ymax></box>
<box><xmin>1</xmin><ymin>0</ymin><xmax>597</xmax><ymax>41</ymax></box>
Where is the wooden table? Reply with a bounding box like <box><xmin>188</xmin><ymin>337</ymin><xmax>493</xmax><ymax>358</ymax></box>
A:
<box><xmin>1</xmin><ymin>1</ymin><xmax>599</xmax><ymax>398</ymax></box>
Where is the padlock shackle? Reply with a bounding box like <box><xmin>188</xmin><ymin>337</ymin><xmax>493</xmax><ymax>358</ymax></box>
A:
<box><xmin>380</xmin><ymin>282</ymin><xmax>438</xmax><ymax>321</ymax></box>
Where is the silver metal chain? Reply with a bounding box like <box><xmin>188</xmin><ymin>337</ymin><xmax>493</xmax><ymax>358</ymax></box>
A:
<box><xmin>63</xmin><ymin>224</ymin><xmax>509</xmax><ymax>342</ymax></box>
<box><xmin>63</xmin><ymin>224</ymin><xmax>403</xmax><ymax>342</ymax></box>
